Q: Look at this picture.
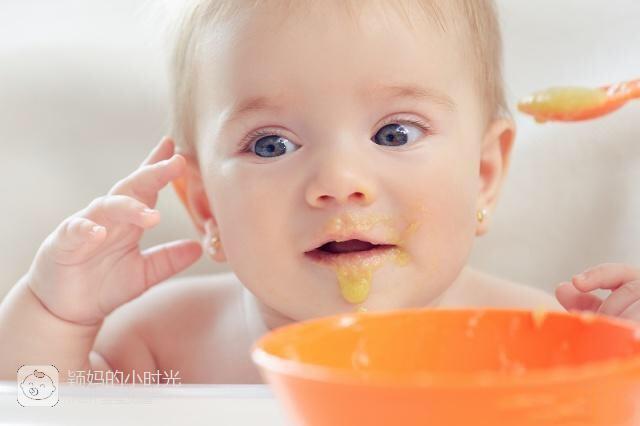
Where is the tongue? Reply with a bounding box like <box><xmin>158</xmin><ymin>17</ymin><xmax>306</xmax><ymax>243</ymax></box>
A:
<box><xmin>320</xmin><ymin>239</ymin><xmax>375</xmax><ymax>254</ymax></box>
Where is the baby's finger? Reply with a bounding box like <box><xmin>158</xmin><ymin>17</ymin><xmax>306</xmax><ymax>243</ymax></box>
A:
<box><xmin>107</xmin><ymin>154</ymin><xmax>186</xmax><ymax>206</ymax></box>
<box><xmin>140</xmin><ymin>137</ymin><xmax>175</xmax><ymax>167</ymax></box>
<box><xmin>619</xmin><ymin>299</ymin><xmax>640</xmax><ymax>322</ymax></box>
<box><xmin>141</xmin><ymin>239</ymin><xmax>203</xmax><ymax>289</ymax></box>
<box><xmin>53</xmin><ymin>217</ymin><xmax>107</xmax><ymax>252</ymax></box>
<box><xmin>45</xmin><ymin>217</ymin><xmax>108</xmax><ymax>265</ymax></box>
<box><xmin>555</xmin><ymin>281</ymin><xmax>602</xmax><ymax>312</ymax></box>
<box><xmin>572</xmin><ymin>263</ymin><xmax>640</xmax><ymax>292</ymax></box>
<box><xmin>84</xmin><ymin>195</ymin><xmax>161</xmax><ymax>229</ymax></box>
<box><xmin>597</xmin><ymin>280</ymin><xmax>640</xmax><ymax>316</ymax></box>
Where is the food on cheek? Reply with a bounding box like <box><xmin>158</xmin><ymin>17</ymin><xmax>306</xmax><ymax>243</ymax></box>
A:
<box><xmin>325</xmin><ymin>212</ymin><xmax>421</xmax><ymax>308</ymax></box>
<box><xmin>325</xmin><ymin>214</ymin><xmax>395</xmax><ymax>237</ymax></box>
<box><xmin>306</xmin><ymin>204</ymin><xmax>426</xmax><ymax>308</ymax></box>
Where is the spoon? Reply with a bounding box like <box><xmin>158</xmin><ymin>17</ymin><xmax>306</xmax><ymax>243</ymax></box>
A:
<box><xmin>517</xmin><ymin>78</ymin><xmax>640</xmax><ymax>123</ymax></box>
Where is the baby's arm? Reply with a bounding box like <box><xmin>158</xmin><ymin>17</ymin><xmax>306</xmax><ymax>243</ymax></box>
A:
<box><xmin>555</xmin><ymin>263</ymin><xmax>640</xmax><ymax>320</ymax></box>
<box><xmin>0</xmin><ymin>138</ymin><xmax>202</xmax><ymax>380</ymax></box>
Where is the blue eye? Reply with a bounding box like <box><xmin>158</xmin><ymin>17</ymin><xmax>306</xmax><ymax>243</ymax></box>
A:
<box><xmin>239</xmin><ymin>118</ymin><xmax>431</xmax><ymax>158</ymax></box>
<box><xmin>372</xmin><ymin>119</ymin><xmax>431</xmax><ymax>147</ymax></box>
<box><xmin>240</xmin><ymin>131</ymin><xmax>300</xmax><ymax>158</ymax></box>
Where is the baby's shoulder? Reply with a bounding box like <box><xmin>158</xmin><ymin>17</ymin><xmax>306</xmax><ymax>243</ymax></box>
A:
<box><xmin>97</xmin><ymin>272</ymin><xmax>261</xmax><ymax>382</ymax></box>
<box><xmin>141</xmin><ymin>272</ymin><xmax>240</xmax><ymax>311</ymax></box>
<box><xmin>461</xmin><ymin>268</ymin><xmax>564</xmax><ymax>311</ymax></box>
<box><xmin>133</xmin><ymin>272</ymin><xmax>244</xmax><ymax>333</ymax></box>
<box><xmin>105</xmin><ymin>271</ymin><xmax>245</xmax><ymax>354</ymax></box>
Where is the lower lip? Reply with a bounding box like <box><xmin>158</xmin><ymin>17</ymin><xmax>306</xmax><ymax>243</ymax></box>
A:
<box><xmin>304</xmin><ymin>245</ymin><xmax>397</xmax><ymax>266</ymax></box>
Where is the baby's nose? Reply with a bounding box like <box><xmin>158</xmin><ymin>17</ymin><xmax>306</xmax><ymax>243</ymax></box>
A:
<box><xmin>310</xmin><ymin>189</ymin><xmax>369</xmax><ymax>208</ymax></box>
<box><xmin>304</xmin><ymin>151</ymin><xmax>376</xmax><ymax>208</ymax></box>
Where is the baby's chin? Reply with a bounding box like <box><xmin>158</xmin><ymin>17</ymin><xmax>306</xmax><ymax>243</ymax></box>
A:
<box><xmin>282</xmin><ymin>287</ymin><xmax>445</xmax><ymax>321</ymax></box>
<box><xmin>260</xmin><ymin>257</ymin><xmax>452</xmax><ymax>320</ymax></box>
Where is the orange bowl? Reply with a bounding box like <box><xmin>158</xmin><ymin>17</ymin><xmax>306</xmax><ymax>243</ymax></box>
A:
<box><xmin>252</xmin><ymin>308</ymin><xmax>640</xmax><ymax>426</ymax></box>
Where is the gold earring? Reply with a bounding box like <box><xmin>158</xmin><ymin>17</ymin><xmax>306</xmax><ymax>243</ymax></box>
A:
<box><xmin>207</xmin><ymin>235</ymin><xmax>221</xmax><ymax>258</ymax></box>
<box><xmin>476</xmin><ymin>208</ymin><xmax>488</xmax><ymax>223</ymax></box>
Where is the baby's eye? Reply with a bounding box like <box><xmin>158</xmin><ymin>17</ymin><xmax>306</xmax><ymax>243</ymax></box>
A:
<box><xmin>241</xmin><ymin>131</ymin><xmax>300</xmax><ymax>158</ymax></box>
<box><xmin>372</xmin><ymin>119</ymin><xmax>431</xmax><ymax>147</ymax></box>
<box><xmin>240</xmin><ymin>117</ymin><xmax>431</xmax><ymax>158</ymax></box>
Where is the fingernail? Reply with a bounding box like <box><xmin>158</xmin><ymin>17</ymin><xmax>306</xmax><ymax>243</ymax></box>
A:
<box><xmin>90</xmin><ymin>225</ymin><xmax>104</xmax><ymax>235</ymax></box>
<box><xmin>160</xmin><ymin>157</ymin><xmax>176</xmax><ymax>166</ymax></box>
<box><xmin>142</xmin><ymin>208</ymin><xmax>158</xmax><ymax>216</ymax></box>
<box><xmin>574</xmin><ymin>273</ymin><xmax>586</xmax><ymax>282</ymax></box>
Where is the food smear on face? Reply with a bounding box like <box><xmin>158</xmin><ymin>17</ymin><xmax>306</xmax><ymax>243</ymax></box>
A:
<box><xmin>313</xmin><ymin>209</ymin><xmax>422</xmax><ymax>305</ymax></box>
<box><xmin>324</xmin><ymin>213</ymin><xmax>395</xmax><ymax>240</ymax></box>
<box><xmin>335</xmin><ymin>247</ymin><xmax>410</xmax><ymax>304</ymax></box>
<box><xmin>338</xmin><ymin>265</ymin><xmax>372</xmax><ymax>304</ymax></box>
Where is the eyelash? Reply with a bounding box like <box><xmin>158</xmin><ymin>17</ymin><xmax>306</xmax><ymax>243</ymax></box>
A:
<box><xmin>238</xmin><ymin>117</ymin><xmax>433</xmax><ymax>153</ymax></box>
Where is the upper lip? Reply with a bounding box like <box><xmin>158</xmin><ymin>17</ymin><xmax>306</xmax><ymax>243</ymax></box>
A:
<box><xmin>305</xmin><ymin>232</ymin><xmax>396</xmax><ymax>253</ymax></box>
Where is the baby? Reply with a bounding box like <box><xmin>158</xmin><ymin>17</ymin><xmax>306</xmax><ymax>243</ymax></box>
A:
<box><xmin>1</xmin><ymin>0</ymin><xmax>638</xmax><ymax>384</ymax></box>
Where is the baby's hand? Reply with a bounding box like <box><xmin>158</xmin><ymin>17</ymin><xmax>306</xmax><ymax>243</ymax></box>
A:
<box><xmin>555</xmin><ymin>263</ymin><xmax>640</xmax><ymax>320</ymax></box>
<box><xmin>26</xmin><ymin>138</ymin><xmax>202</xmax><ymax>326</ymax></box>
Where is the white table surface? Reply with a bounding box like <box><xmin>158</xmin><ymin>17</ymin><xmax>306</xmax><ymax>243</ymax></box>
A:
<box><xmin>0</xmin><ymin>381</ymin><xmax>289</xmax><ymax>425</ymax></box>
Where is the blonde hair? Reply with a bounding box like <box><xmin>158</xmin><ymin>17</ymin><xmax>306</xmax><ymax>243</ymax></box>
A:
<box><xmin>164</xmin><ymin>0</ymin><xmax>509</xmax><ymax>155</ymax></box>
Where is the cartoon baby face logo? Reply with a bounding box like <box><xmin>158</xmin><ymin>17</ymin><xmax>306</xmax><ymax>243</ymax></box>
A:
<box><xmin>21</xmin><ymin>370</ymin><xmax>56</xmax><ymax>400</ymax></box>
<box><xmin>17</xmin><ymin>365</ymin><xmax>59</xmax><ymax>407</ymax></box>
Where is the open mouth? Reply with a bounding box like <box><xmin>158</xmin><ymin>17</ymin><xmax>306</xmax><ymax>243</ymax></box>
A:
<box><xmin>305</xmin><ymin>239</ymin><xmax>397</xmax><ymax>263</ymax></box>
<box><xmin>316</xmin><ymin>239</ymin><xmax>389</xmax><ymax>254</ymax></box>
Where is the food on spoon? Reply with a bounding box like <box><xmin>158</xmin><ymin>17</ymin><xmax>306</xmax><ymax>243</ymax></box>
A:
<box><xmin>518</xmin><ymin>78</ymin><xmax>640</xmax><ymax>123</ymax></box>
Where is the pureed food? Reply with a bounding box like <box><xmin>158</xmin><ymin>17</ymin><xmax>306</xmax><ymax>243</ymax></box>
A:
<box><xmin>518</xmin><ymin>79</ymin><xmax>640</xmax><ymax>122</ymax></box>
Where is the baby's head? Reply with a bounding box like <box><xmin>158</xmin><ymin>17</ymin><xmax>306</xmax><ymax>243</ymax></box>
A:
<box><xmin>167</xmin><ymin>0</ymin><xmax>515</xmax><ymax>320</ymax></box>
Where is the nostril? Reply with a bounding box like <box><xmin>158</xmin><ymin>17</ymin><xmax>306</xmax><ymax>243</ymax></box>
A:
<box><xmin>350</xmin><ymin>192</ymin><xmax>366</xmax><ymax>202</ymax></box>
<box><xmin>313</xmin><ymin>191</ymin><xmax>368</xmax><ymax>206</ymax></box>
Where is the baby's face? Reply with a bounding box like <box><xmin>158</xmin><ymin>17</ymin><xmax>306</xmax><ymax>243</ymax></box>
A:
<box><xmin>192</xmin><ymin>2</ymin><xmax>489</xmax><ymax>320</ymax></box>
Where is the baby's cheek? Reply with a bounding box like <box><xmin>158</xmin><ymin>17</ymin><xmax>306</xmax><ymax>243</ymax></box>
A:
<box><xmin>407</xmin><ymin>192</ymin><xmax>476</xmax><ymax>269</ymax></box>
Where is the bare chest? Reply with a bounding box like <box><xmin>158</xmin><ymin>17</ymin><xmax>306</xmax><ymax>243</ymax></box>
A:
<box><xmin>152</xmin><ymin>299</ymin><xmax>265</xmax><ymax>384</ymax></box>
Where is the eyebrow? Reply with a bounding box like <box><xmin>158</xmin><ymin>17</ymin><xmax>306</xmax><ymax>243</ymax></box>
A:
<box><xmin>364</xmin><ymin>83</ymin><xmax>457</xmax><ymax>111</ymax></box>
<box><xmin>221</xmin><ymin>83</ymin><xmax>456</xmax><ymax>126</ymax></box>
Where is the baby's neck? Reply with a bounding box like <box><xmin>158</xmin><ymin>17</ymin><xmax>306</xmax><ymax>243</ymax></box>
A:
<box><xmin>241</xmin><ymin>288</ymin><xmax>295</xmax><ymax>332</ymax></box>
<box><xmin>242</xmin><ymin>266</ymin><xmax>476</xmax><ymax>331</ymax></box>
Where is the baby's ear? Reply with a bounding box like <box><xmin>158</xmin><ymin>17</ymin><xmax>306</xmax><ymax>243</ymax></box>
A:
<box><xmin>171</xmin><ymin>153</ymin><xmax>214</xmax><ymax>235</ymax></box>
<box><xmin>476</xmin><ymin>117</ymin><xmax>516</xmax><ymax>236</ymax></box>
